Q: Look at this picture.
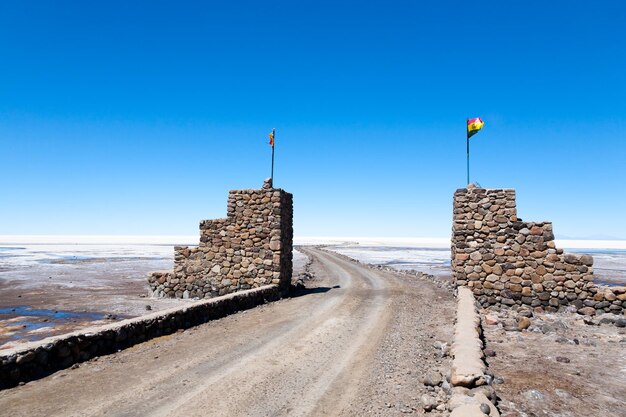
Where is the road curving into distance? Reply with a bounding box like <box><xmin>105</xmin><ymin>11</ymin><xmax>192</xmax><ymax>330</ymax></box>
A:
<box><xmin>0</xmin><ymin>247</ymin><xmax>456</xmax><ymax>417</ymax></box>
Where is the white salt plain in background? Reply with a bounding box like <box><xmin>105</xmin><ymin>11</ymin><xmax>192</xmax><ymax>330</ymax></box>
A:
<box><xmin>0</xmin><ymin>236</ymin><xmax>624</xmax><ymax>291</ymax></box>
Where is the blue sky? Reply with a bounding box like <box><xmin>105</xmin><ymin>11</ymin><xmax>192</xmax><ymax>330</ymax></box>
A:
<box><xmin>1</xmin><ymin>1</ymin><xmax>625</xmax><ymax>238</ymax></box>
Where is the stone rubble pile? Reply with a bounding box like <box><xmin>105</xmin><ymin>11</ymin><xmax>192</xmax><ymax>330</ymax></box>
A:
<box><xmin>149</xmin><ymin>179</ymin><xmax>293</xmax><ymax>299</ymax></box>
<box><xmin>451</xmin><ymin>188</ymin><xmax>625</xmax><ymax>316</ymax></box>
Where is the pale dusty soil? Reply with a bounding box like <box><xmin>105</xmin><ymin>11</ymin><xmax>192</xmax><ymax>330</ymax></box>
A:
<box><xmin>0</xmin><ymin>247</ymin><xmax>455</xmax><ymax>417</ymax></box>
<box><xmin>483</xmin><ymin>309</ymin><xmax>626</xmax><ymax>417</ymax></box>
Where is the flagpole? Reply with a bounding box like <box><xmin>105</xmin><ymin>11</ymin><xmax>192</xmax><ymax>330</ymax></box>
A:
<box><xmin>271</xmin><ymin>128</ymin><xmax>275</xmax><ymax>186</ymax></box>
<box><xmin>466</xmin><ymin>119</ymin><xmax>470</xmax><ymax>186</ymax></box>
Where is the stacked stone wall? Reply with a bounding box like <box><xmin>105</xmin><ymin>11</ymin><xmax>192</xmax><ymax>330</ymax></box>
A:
<box><xmin>452</xmin><ymin>188</ymin><xmax>625</xmax><ymax>315</ymax></box>
<box><xmin>149</xmin><ymin>179</ymin><xmax>293</xmax><ymax>299</ymax></box>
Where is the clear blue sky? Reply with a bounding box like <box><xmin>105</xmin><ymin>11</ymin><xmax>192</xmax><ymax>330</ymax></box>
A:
<box><xmin>1</xmin><ymin>1</ymin><xmax>625</xmax><ymax>239</ymax></box>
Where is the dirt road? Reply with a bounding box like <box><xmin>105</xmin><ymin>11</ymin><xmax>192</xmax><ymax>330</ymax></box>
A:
<box><xmin>0</xmin><ymin>248</ymin><xmax>455</xmax><ymax>417</ymax></box>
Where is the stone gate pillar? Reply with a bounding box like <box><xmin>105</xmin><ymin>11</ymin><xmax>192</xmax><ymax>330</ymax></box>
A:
<box><xmin>450</xmin><ymin>187</ymin><xmax>625</xmax><ymax>315</ymax></box>
<box><xmin>149</xmin><ymin>178</ymin><xmax>293</xmax><ymax>298</ymax></box>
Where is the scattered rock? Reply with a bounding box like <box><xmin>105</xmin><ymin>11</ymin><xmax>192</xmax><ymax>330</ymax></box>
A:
<box><xmin>420</xmin><ymin>394</ymin><xmax>438</xmax><ymax>411</ymax></box>
<box><xmin>433</xmin><ymin>340</ymin><xmax>450</xmax><ymax>357</ymax></box>
<box><xmin>517</xmin><ymin>317</ymin><xmax>531</xmax><ymax>330</ymax></box>
<box><xmin>523</xmin><ymin>389</ymin><xmax>545</xmax><ymax>401</ymax></box>
<box><xmin>503</xmin><ymin>319</ymin><xmax>519</xmax><ymax>332</ymax></box>
<box><xmin>441</xmin><ymin>379</ymin><xmax>452</xmax><ymax>394</ymax></box>
<box><xmin>423</xmin><ymin>371</ymin><xmax>443</xmax><ymax>387</ymax></box>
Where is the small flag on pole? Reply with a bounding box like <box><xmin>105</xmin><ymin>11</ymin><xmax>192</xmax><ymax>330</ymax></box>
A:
<box><xmin>269</xmin><ymin>128</ymin><xmax>276</xmax><ymax>185</ymax></box>
<box><xmin>466</xmin><ymin>117</ymin><xmax>484</xmax><ymax>186</ymax></box>
<box><xmin>467</xmin><ymin>117</ymin><xmax>485</xmax><ymax>139</ymax></box>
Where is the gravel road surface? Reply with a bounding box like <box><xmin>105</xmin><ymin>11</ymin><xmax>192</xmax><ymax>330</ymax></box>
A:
<box><xmin>0</xmin><ymin>247</ymin><xmax>455</xmax><ymax>416</ymax></box>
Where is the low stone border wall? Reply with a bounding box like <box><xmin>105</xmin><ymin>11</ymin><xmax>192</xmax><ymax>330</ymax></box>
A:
<box><xmin>451</xmin><ymin>287</ymin><xmax>486</xmax><ymax>387</ymax></box>
<box><xmin>449</xmin><ymin>287</ymin><xmax>500</xmax><ymax>417</ymax></box>
<box><xmin>0</xmin><ymin>285</ymin><xmax>280</xmax><ymax>390</ymax></box>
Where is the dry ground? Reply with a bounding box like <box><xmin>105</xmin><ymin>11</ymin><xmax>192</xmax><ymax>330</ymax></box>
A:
<box><xmin>483</xmin><ymin>309</ymin><xmax>626</xmax><ymax>417</ymax></box>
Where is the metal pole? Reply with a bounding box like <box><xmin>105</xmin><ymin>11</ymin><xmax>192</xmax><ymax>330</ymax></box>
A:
<box><xmin>466</xmin><ymin>120</ymin><xmax>470</xmax><ymax>186</ymax></box>
<box><xmin>271</xmin><ymin>128</ymin><xmax>275</xmax><ymax>185</ymax></box>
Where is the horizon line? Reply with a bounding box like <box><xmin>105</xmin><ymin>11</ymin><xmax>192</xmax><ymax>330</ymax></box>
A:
<box><xmin>0</xmin><ymin>235</ymin><xmax>625</xmax><ymax>250</ymax></box>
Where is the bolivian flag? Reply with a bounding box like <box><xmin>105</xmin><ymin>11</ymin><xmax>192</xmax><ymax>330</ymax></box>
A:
<box><xmin>467</xmin><ymin>117</ymin><xmax>484</xmax><ymax>139</ymax></box>
<box><xmin>269</xmin><ymin>131</ymin><xmax>275</xmax><ymax>147</ymax></box>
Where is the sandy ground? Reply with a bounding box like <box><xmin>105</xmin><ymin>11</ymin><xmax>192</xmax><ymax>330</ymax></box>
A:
<box><xmin>0</xmin><ymin>247</ymin><xmax>455</xmax><ymax>417</ymax></box>
<box><xmin>482</xmin><ymin>308</ymin><xmax>626</xmax><ymax>417</ymax></box>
